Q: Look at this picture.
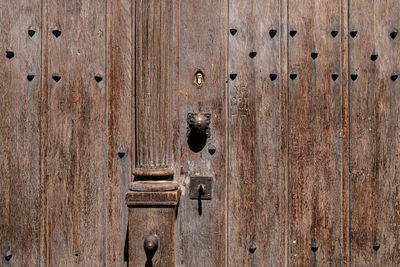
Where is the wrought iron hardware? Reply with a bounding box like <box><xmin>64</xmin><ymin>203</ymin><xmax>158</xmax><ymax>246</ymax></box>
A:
<box><xmin>144</xmin><ymin>234</ymin><xmax>159</xmax><ymax>253</ymax></box>
<box><xmin>194</xmin><ymin>70</ymin><xmax>204</xmax><ymax>87</ymax></box>
<box><xmin>187</xmin><ymin>113</ymin><xmax>212</xmax><ymax>152</ymax></box>
<box><xmin>189</xmin><ymin>176</ymin><xmax>212</xmax><ymax>200</ymax></box>
<box><xmin>187</xmin><ymin>113</ymin><xmax>211</xmax><ymax>137</ymax></box>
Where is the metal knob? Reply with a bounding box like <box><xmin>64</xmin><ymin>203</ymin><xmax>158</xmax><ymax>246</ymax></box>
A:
<box><xmin>144</xmin><ymin>234</ymin><xmax>159</xmax><ymax>253</ymax></box>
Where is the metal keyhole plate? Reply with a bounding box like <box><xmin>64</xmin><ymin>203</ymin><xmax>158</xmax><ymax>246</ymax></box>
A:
<box><xmin>189</xmin><ymin>176</ymin><xmax>212</xmax><ymax>200</ymax></box>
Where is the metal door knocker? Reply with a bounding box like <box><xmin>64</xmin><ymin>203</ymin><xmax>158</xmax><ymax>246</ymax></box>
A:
<box><xmin>187</xmin><ymin>112</ymin><xmax>211</xmax><ymax>152</ymax></box>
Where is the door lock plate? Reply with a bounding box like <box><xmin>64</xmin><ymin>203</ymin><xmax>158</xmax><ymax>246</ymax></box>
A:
<box><xmin>189</xmin><ymin>176</ymin><xmax>212</xmax><ymax>200</ymax></box>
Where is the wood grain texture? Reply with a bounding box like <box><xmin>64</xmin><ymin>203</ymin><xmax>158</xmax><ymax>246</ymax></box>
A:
<box><xmin>349</xmin><ymin>1</ymin><xmax>400</xmax><ymax>265</ymax></box>
<box><xmin>340</xmin><ymin>0</ymin><xmax>350</xmax><ymax>265</ymax></box>
<box><xmin>0</xmin><ymin>0</ymin><xmax>42</xmax><ymax>266</ymax></box>
<box><xmin>2</xmin><ymin>1</ymin><xmax>400</xmax><ymax>266</ymax></box>
<box><xmin>175</xmin><ymin>0</ymin><xmax>227</xmax><ymax>266</ymax></box>
<box><xmin>128</xmin><ymin>204</ymin><xmax>177</xmax><ymax>267</ymax></box>
<box><xmin>287</xmin><ymin>0</ymin><xmax>343</xmax><ymax>265</ymax></box>
<box><xmin>44</xmin><ymin>0</ymin><xmax>107</xmax><ymax>265</ymax></box>
<box><xmin>228</xmin><ymin>0</ymin><xmax>284</xmax><ymax>266</ymax></box>
<box><xmin>134</xmin><ymin>0</ymin><xmax>174</xmax><ymax>170</ymax></box>
<box><xmin>106</xmin><ymin>0</ymin><xmax>132</xmax><ymax>265</ymax></box>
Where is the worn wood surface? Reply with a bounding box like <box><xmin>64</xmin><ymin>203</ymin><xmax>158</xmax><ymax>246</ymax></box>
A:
<box><xmin>0</xmin><ymin>0</ymin><xmax>42</xmax><ymax>266</ymax></box>
<box><xmin>175</xmin><ymin>0</ymin><xmax>227</xmax><ymax>266</ymax></box>
<box><xmin>128</xmin><ymin>203</ymin><xmax>178</xmax><ymax>267</ymax></box>
<box><xmin>44</xmin><ymin>0</ymin><xmax>107</xmax><ymax>265</ymax></box>
<box><xmin>133</xmin><ymin>0</ymin><xmax>175</xmax><ymax>172</ymax></box>
<box><xmin>287</xmin><ymin>0</ymin><xmax>344</xmax><ymax>266</ymax></box>
<box><xmin>349</xmin><ymin>0</ymin><xmax>400</xmax><ymax>265</ymax></box>
<box><xmin>1</xmin><ymin>1</ymin><xmax>400</xmax><ymax>266</ymax></box>
<box><xmin>228</xmin><ymin>0</ymin><xmax>283</xmax><ymax>266</ymax></box>
<box><xmin>106</xmin><ymin>0</ymin><xmax>132</xmax><ymax>265</ymax></box>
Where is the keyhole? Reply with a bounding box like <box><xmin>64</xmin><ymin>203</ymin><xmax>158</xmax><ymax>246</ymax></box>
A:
<box><xmin>194</xmin><ymin>70</ymin><xmax>204</xmax><ymax>87</ymax></box>
<box><xmin>197</xmin><ymin>184</ymin><xmax>205</xmax><ymax>216</ymax></box>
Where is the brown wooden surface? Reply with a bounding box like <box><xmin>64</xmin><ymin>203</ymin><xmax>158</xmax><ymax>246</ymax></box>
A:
<box><xmin>349</xmin><ymin>1</ymin><xmax>400</xmax><ymax>265</ymax></box>
<box><xmin>106</xmin><ymin>0</ymin><xmax>132</xmax><ymax>265</ymax></box>
<box><xmin>287</xmin><ymin>0</ymin><xmax>344</xmax><ymax>266</ymax></box>
<box><xmin>228</xmin><ymin>0</ymin><xmax>283</xmax><ymax>266</ymax></box>
<box><xmin>175</xmin><ymin>0</ymin><xmax>227</xmax><ymax>266</ymax></box>
<box><xmin>133</xmin><ymin>0</ymin><xmax>175</xmax><ymax>172</ymax></box>
<box><xmin>0</xmin><ymin>0</ymin><xmax>42</xmax><ymax>266</ymax></box>
<box><xmin>44</xmin><ymin>0</ymin><xmax>107</xmax><ymax>265</ymax></box>
<box><xmin>128</xmin><ymin>204</ymin><xmax>177</xmax><ymax>267</ymax></box>
<box><xmin>2</xmin><ymin>1</ymin><xmax>400</xmax><ymax>266</ymax></box>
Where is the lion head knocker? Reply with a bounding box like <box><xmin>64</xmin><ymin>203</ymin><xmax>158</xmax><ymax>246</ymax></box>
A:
<box><xmin>187</xmin><ymin>113</ymin><xmax>211</xmax><ymax>137</ymax></box>
<box><xmin>187</xmin><ymin>113</ymin><xmax>211</xmax><ymax>152</ymax></box>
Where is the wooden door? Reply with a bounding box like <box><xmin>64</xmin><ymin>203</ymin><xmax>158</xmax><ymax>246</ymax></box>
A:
<box><xmin>1</xmin><ymin>0</ymin><xmax>400</xmax><ymax>266</ymax></box>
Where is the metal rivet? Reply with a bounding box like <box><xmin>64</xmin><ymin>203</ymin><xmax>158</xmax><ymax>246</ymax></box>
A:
<box><xmin>208</xmin><ymin>145</ymin><xmax>216</xmax><ymax>155</ymax></box>
<box><xmin>28</xmin><ymin>29</ymin><xmax>36</xmax><ymax>37</ymax></box>
<box><xmin>289</xmin><ymin>30</ymin><xmax>297</xmax><ymax>37</ymax></box>
<box><xmin>230</xmin><ymin>28</ymin><xmax>237</xmax><ymax>36</ymax></box>
<box><xmin>350</xmin><ymin>74</ymin><xmax>358</xmax><ymax>81</ymax></box>
<box><xmin>290</xmin><ymin>73</ymin><xmax>297</xmax><ymax>80</ymax></box>
<box><xmin>249</xmin><ymin>51</ymin><xmax>257</xmax><ymax>58</ymax></box>
<box><xmin>230</xmin><ymin>73</ymin><xmax>237</xmax><ymax>80</ymax></box>
<box><xmin>249</xmin><ymin>241</ymin><xmax>256</xmax><ymax>254</ymax></box>
<box><xmin>390</xmin><ymin>74</ymin><xmax>398</xmax><ymax>81</ymax></box>
<box><xmin>27</xmin><ymin>74</ymin><xmax>35</xmax><ymax>82</ymax></box>
<box><xmin>373</xmin><ymin>241</ymin><xmax>380</xmax><ymax>251</ymax></box>
<box><xmin>311</xmin><ymin>243</ymin><xmax>319</xmax><ymax>252</ymax></box>
<box><xmin>52</xmin><ymin>29</ymin><xmax>61</xmax><ymax>38</ymax></box>
<box><xmin>350</xmin><ymin>31</ymin><xmax>358</xmax><ymax>38</ymax></box>
<box><xmin>331</xmin><ymin>30</ymin><xmax>338</xmax><ymax>38</ymax></box>
<box><xmin>52</xmin><ymin>73</ymin><xmax>61</xmax><ymax>82</ymax></box>
<box><xmin>94</xmin><ymin>75</ymin><xmax>103</xmax><ymax>83</ymax></box>
<box><xmin>269</xmin><ymin>29</ymin><xmax>277</xmax><ymax>38</ymax></box>
<box><xmin>311</xmin><ymin>52</ymin><xmax>318</xmax><ymax>59</ymax></box>
<box><xmin>6</xmin><ymin>50</ymin><xmax>14</xmax><ymax>59</ymax></box>
<box><xmin>270</xmin><ymin>73</ymin><xmax>277</xmax><ymax>81</ymax></box>
<box><xmin>5</xmin><ymin>251</ymin><xmax>12</xmax><ymax>261</ymax></box>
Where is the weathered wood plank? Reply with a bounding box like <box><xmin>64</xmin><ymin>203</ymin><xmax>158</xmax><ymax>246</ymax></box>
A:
<box><xmin>228</xmin><ymin>1</ymin><xmax>257</xmax><ymax>264</ymax></box>
<box><xmin>228</xmin><ymin>0</ymin><xmax>283</xmax><ymax>266</ymax></box>
<box><xmin>44</xmin><ymin>0</ymin><xmax>107</xmax><ymax>265</ymax></box>
<box><xmin>0</xmin><ymin>0</ymin><xmax>42</xmax><ymax>265</ymax></box>
<box><xmin>106</xmin><ymin>0</ymin><xmax>132</xmax><ymax>265</ymax></box>
<box><xmin>349</xmin><ymin>1</ymin><xmax>400</xmax><ymax>265</ymax></box>
<box><xmin>287</xmin><ymin>0</ymin><xmax>343</xmax><ymax>265</ymax></box>
<box><xmin>175</xmin><ymin>0</ymin><xmax>227</xmax><ymax>266</ymax></box>
<box><xmin>340</xmin><ymin>0</ymin><xmax>350</xmax><ymax>265</ymax></box>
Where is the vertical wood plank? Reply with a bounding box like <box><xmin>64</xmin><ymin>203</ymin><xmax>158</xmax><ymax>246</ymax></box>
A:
<box><xmin>349</xmin><ymin>1</ymin><xmax>400</xmax><ymax>265</ymax></box>
<box><xmin>175</xmin><ymin>0</ymin><xmax>227</xmax><ymax>266</ymax></box>
<box><xmin>106</xmin><ymin>0</ymin><xmax>132</xmax><ymax>265</ymax></box>
<box><xmin>44</xmin><ymin>0</ymin><xmax>107</xmax><ymax>265</ymax></box>
<box><xmin>0</xmin><ymin>0</ymin><xmax>42</xmax><ymax>266</ymax></box>
<box><xmin>287</xmin><ymin>0</ymin><xmax>343</xmax><ymax>265</ymax></box>
<box><xmin>228</xmin><ymin>0</ymin><xmax>284</xmax><ymax>266</ymax></box>
<box><xmin>341</xmin><ymin>0</ymin><xmax>350</xmax><ymax>265</ymax></box>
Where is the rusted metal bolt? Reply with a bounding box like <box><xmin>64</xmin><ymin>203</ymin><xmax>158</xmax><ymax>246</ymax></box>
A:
<box><xmin>144</xmin><ymin>234</ymin><xmax>159</xmax><ymax>253</ymax></box>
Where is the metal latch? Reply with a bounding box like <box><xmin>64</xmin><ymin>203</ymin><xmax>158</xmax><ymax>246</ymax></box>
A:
<box><xmin>189</xmin><ymin>176</ymin><xmax>212</xmax><ymax>200</ymax></box>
